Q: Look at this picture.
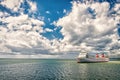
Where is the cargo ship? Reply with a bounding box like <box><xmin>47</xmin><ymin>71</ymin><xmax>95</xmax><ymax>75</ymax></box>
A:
<box><xmin>77</xmin><ymin>51</ymin><xmax>109</xmax><ymax>63</ymax></box>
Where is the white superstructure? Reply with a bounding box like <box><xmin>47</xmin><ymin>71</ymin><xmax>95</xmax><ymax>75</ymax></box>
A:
<box><xmin>77</xmin><ymin>51</ymin><xmax>109</xmax><ymax>63</ymax></box>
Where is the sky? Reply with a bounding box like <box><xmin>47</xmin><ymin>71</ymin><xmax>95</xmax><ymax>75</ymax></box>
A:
<box><xmin>0</xmin><ymin>0</ymin><xmax>120</xmax><ymax>58</ymax></box>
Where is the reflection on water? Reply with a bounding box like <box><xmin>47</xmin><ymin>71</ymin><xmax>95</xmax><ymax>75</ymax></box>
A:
<box><xmin>0</xmin><ymin>59</ymin><xmax>120</xmax><ymax>80</ymax></box>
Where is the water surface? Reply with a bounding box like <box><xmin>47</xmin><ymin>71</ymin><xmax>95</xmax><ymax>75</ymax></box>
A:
<box><xmin>0</xmin><ymin>59</ymin><xmax>120</xmax><ymax>80</ymax></box>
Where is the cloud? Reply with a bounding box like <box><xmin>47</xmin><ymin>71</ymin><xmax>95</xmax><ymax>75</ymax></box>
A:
<box><xmin>0</xmin><ymin>0</ymin><xmax>120</xmax><ymax>58</ymax></box>
<box><xmin>1</xmin><ymin>14</ymin><xmax>44</xmax><ymax>33</ymax></box>
<box><xmin>1</xmin><ymin>0</ymin><xmax>38</xmax><ymax>14</ymax></box>
<box><xmin>63</xmin><ymin>9</ymin><xmax>67</xmax><ymax>13</ymax></box>
<box><xmin>0</xmin><ymin>0</ymin><xmax>53</xmax><ymax>55</ymax></box>
<box><xmin>114</xmin><ymin>4</ymin><xmax>120</xmax><ymax>21</ymax></box>
<box><xmin>1</xmin><ymin>0</ymin><xmax>24</xmax><ymax>12</ymax></box>
<box><xmin>56</xmin><ymin>1</ymin><xmax>120</xmax><ymax>52</ymax></box>
<box><xmin>27</xmin><ymin>1</ymin><xmax>37</xmax><ymax>12</ymax></box>
<box><xmin>48</xmin><ymin>18</ymin><xmax>51</xmax><ymax>22</ymax></box>
<box><xmin>44</xmin><ymin>28</ymin><xmax>53</xmax><ymax>32</ymax></box>
<box><xmin>46</xmin><ymin>11</ymin><xmax>50</xmax><ymax>14</ymax></box>
<box><xmin>57</xmin><ymin>11</ymin><xmax>60</xmax><ymax>14</ymax></box>
<box><xmin>116</xmin><ymin>0</ymin><xmax>120</xmax><ymax>3</ymax></box>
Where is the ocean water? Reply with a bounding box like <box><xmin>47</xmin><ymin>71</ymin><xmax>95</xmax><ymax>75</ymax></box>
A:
<box><xmin>0</xmin><ymin>59</ymin><xmax>120</xmax><ymax>80</ymax></box>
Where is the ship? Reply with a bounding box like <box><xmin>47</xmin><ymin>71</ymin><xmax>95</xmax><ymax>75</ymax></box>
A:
<box><xmin>77</xmin><ymin>51</ymin><xmax>109</xmax><ymax>63</ymax></box>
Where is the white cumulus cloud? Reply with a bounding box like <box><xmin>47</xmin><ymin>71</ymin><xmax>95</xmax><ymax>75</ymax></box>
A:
<box><xmin>0</xmin><ymin>0</ymin><xmax>52</xmax><ymax>55</ymax></box>
<box><xmin>56</xmin><ymin>1</ymin><xmax>120</xmax><ymax>52</ymax></box>
<box><xmin>1</xmin><ymin>0</ymin><xmax>24</xmax><ymax>12</ymax></box>
<box><xmin>46</xmin><ymin>11</ymin><xmax>50</xmax><ymax>14</ymax></box>
<box><xmin>28</xmin><ymin>1</ymin><xmax>37</xmax><ymax>12</ymax></box>
<box><xmin>0</xmin><ymin>0</ymin><xmax>120</xmax><ymax>58</ymax></box>
<box><xmin>44</xmin><ymin>28</ymin><xmax>53</xmax><ymax>32</ymax></box>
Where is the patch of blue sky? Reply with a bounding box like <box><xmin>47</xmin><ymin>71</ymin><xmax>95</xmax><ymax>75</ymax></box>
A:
<box><xmin>0</xmin><ymin>4</ymin><xmax>20</xmax><ymax>16</ymax></box>
<box><xmin>87</xmin><ymin>7</ymin><xmax>96</xmax><ymax>19</ymax></box>
<box><xmin>118</xmin><ymin>24</ymin><xmax>120</xmax><ymax>38</ymax></box>
<box><xmin>35</xmin><ymin>0</ymin><xmax>72</xmax><ymax>39</ymax></box>
<box><xmin>20</xmin><ymin>0</ymin><xmax>31</xmax><ymax>14</ymax></box>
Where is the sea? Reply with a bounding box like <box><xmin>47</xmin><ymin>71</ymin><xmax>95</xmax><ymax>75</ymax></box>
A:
<box><xmin>0</xmin><ymin>59</ymin><xmax>120</xmax><ymax>80</ymax></box>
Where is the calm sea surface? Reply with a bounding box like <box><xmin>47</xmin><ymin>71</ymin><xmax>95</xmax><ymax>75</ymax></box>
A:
<box><xmin>0</xmin><ymin>59</ymin><xmax>120</xmax><ymax>80</ymax></box>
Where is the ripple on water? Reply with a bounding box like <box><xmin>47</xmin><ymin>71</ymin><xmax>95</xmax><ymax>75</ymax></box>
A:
<box><xmin>0</xmin><ymin>59</ymin><xmax>120</xmax><ymax>80</ymax></box>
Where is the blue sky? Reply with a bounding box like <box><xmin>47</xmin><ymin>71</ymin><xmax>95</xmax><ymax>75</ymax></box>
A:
<box><xmin>35</xmin><ymin>0</ymin><xmax>119</xmax><ymax>39</ymax></box>
<box><xmin>0</xmin><ymin>0</ymin><xmax>120</xmax><ymax>58</ymax></box>
<box><xmin>35</xmin><ymin>0</ymin><xmax>72</xmax><ymax>39</ymax></box>
<box><xmin>0</xmin><ymin>0</ymin><xmax>119</xmax><ymax>40</ymax></box>
<box><xmin>29</xmin><ymin>0</ymin><xmax>120</xmax><ymax>40</ymax></box>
